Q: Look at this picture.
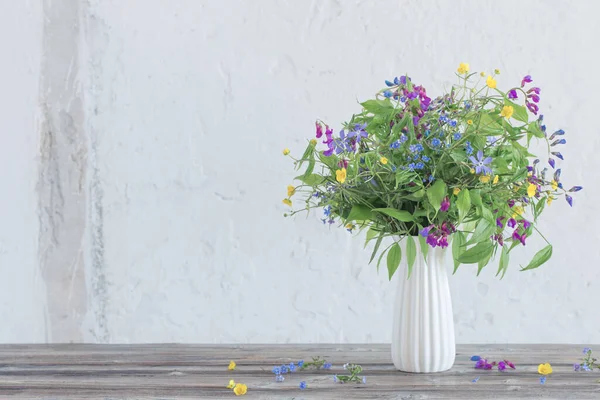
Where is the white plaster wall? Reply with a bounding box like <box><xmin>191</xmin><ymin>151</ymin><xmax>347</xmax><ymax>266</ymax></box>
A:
<box><xmin>1</xmin><ymin>0</ymin><xmax>599</xmax><ymax>343</ymax></box>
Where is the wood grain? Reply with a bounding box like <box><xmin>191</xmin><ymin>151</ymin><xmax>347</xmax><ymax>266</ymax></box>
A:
<box><xmin>0</xmin><ymin>344</ymin><xmax>598</xmax><ymax>399</ymax></box>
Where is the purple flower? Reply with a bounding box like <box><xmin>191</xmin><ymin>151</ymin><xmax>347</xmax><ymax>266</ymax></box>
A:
<box><xmin>316</xmin><ymin>122</ymin><xmax>323</xmax><ymax>138</ymax></box>
<box><xmin>506</xmin><ymin>360</ymin><xmax>516</xmax><ymax>369</ymax></box>
<box><xmin>440</xmin><ymin>197</ymin><xmax>450</xmax><ymax>212</ymax></box>
<box><xmin>549</xmin><ymin>129</ymin><xmax>565</xmax><ymax>140</ymax></box>
<box><xmin>299</xmin><ymin>381</ymin><xmax>307</xmax><ymax>390</ymax></box>
<box><xmin>521</xmin><ymin>75</ymin><xmax>533</xmax><ymax>87</ymax></box>
<box><xmin>569</xmin><ymin>186</ymin><xmax>583</xmax><ymax>192</ymax></box>
<box><xmin>551</xmin><ymin>138</ymin><xmax>566</xmax><ymax>146</ymax></box>
<box><xmin>498</xmin><ymin>361</ymin><xmax>507</xmax><ymax>371</ymax></box>
<box><xmin>583</xmin><ymin>364</ymin><xmax>591</xmax><ymax>371</ymax></box>
<box><xmin>496</xmin><ymin>218</ymin><xmax>504</xmax><ymax>228</ymax></box>
<box><xmin>323</xmin><ymin>363</ymin><xmax>332</xmax><ymax>369</ymax></box>
<box><xmin>522</xmin><ymin>220</ymin><xmax>531</xmax><ymax>230</ymax></box>
<box><xmin>526</xmin><ymin>101</ymin><xmax>539</xmax><ymax>115</ymax></box>
<box><xmin>333</xmin><ymin>375</ymin><xmax>338</xmax><ymax>383</ymax></box>
<box><xmin>507</xmin><ymin>218</ymin><xmax>517</xmax><ymax>228</ymax></box>
<box><xmin>469</xmin><ymin>150</ymin><xmax>493</xmax><ymax>175</ymax></box>
<box><xmin>508</xmin><ymin>89</ymin><xmax>518</xmax><ymax>99</ymax></box>
<box><xmin>566</xmin><ymin>195</ymin><xmax>573</xmax><ymax>207</ymax></box>
<box><xmin>438</xmin><ymin>236</ymin><xmax>449</xmax><ymax>248</ymax></box>
<box><xmin>483</xmin><ymin>363</ymin><xmax>493</xmax><ymax>370</ymax></box>
<box><xmin>475</xmin><ymin>359</ymin><xmax>486</xmax><ymax>369</ymax></box>
<box><xmin>528</xmin><ymin>87</ymin><xmax>541</xmax><ymax>95</ymax></box>
<box><xmin>471</xmin><ymin>355</ymin><xmax>481</xmax><ymax>361</ymax></box>
<box><xmin>508</xmin><ymin>199</ymin><xmax>515</xmax><ymax>208</ymax></box>
<box><xmin>399</xmin><ymin>76</ymin><xmax>408</xmax><ymax>85</ymax></box>
<box><xmin>574</xmin><ymin>363</ymin><xmax>581</xmax><ymax>371</ymax></box>
<box><xmin>529</xmin><ymin>94</ymin><xmax>540</xmax><ymax>103</ymax></box>
<box><xmin>347</xmin><ymin>123</ymin><xmax>368</xmax><ymax>143</ymax></box>
<box><xmin>548</xmin><ymin>158</ymin><xmax>555</xmax><ymax>169</ymax></box>
<box><xmin>512</xmin><ymin>231</ymin><xmax>527</xmax><ymax>246</ymax></box>
<box><xmin>426</xmin><ymin>234</ymin><xmax>438</xmax><ymax>248</ymax></box>
<box><xmin>420</xmin><ymin>226</ymin><xmax>432</xmax><ymax>237</ymax></box>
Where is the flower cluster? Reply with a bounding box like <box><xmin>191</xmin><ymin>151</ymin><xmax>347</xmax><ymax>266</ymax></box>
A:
<box><xmin>284</xmin><ymin>65</ymin><xmax>582</xmax><ymax>280</ymax></box>
<box><xmin>271</xmin><ymin>357</ymin><xmax>331</xmax><ymax>385</ymax></box>
<box><xmin>574</xmin><ymin>347</ymin><xmax>599</xmax><ymax>372</ymax></box>
<box><xmin>226</xmin><ymin>380</ymin><xmax>248</xmax><ymax>396</ymax></box>
<box><xmin>333</xmin><ymin>363</ymin><xmax>367</xmax><ymax>384</ymax></box>
<box><xmin>471</xmin><ymin>355</ymin><xmax>515</xmax><ymax>371</ymax></box>
<box><xmin>538</xmin><ymin>362</ymin><xmax>553</xmax><ymax>384</ymax></box>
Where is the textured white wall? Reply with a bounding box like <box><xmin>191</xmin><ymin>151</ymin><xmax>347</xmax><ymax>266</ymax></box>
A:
<box><xmin>1</xmin><ymin>0</ymin><xmax>599</xmax><ymax>344</ymax></box>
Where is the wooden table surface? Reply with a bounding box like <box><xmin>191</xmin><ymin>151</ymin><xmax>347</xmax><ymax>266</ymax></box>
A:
<box><xmin>0</xmin><ymin>344</ymin><xmax>598</xmax><ymax>399</ymax></box>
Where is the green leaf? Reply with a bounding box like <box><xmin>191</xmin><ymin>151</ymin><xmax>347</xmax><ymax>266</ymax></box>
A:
<box><xmin>479</xmin><ymin>113</ymin><xmax>504</xmax><ymax>136</ymax></box>
<box><xmin>418</xmin><ymin>234</ymin><xmax>428</xmax><ymax>263</ymax></box>
<box><xmin>456</xmin><ymin>189</ymin><xmax>471</xmax><ymax>223</ymax></box>
<box><xmin>496</xmin><ymin>246</ymin><xmax>510</xmax><ymax>279</ymax></box>
<box><xmin>361</xmin><ymin>99</ymin><xmax>393</xmax><ymax>114</ymax></box>
<box><xmin>387</xmin><ymin>243</ymin><xmax>402</xmax><ymax>280</ymax></box>
<box><xmin>470</xmin><ymin>189</ymin><xmax>482</xmax><ymax>206</ymax></box>
<box><xmin>347</xmin><ymin>205</ymin><xmax>373</xmax><ymax>222</ymax></box>
<box><xmin>373</xmin><ymin>208</ymin><xmax>414</xmax><ymax>222</ymax></box>
<box><xmin>365</xmin><ymin>227</ymin><xmax>379</xmax><ymax>245</ymax></box>
<box><xmin>318</xmin><ymin>152</ymin><xmax>338</xmax><ymax>170</ymax></box>
<box><xmin>452</xmin><ymin>231</ymin><xmax>466</xmax><ymax>274</ymax></box>
<box><xmin>466</xmin><ymin>218</ymin><xmax>496</xmax><ymax>245</ymax></box>
<box><xmin>376</xmin><ymin>246</ymin><xmax>388</xmax><ymax>272</ymax></box>
<box><xmin>406</xmin><ymin>236</ymin><xmax>416</xmax><ymax>278</ymax></box>
<box><xmin>407</xmin><ymin>117</ymin><xmax>415</xmax><ymax>139</ymax></box>
<box><xmin>520</xmin><ymin>245</ymin><xmax>553</xmax><ymax>271</ymax></box>
<box><xmin>477</xmin><ymin>250</ymin><xmax>493</xmax><ymax>276</ymax></box>
<box><xmin>426</xmin><ymin>180</ymin><xmax>447</xmax><ymax>211</ymax></box>
<box><xmin>368</xmin><ymin>233</ymin><xmax>384</xmax><ymax>263</ymax></box>
<box><xmin>295</xmin><ymin>173</ymin><xmax>324</xmax><ymax>186</ymax></box>
<box><xmin>534</xmin><ymin>198</ymin><xmax>546</xmax><ymax>220</ymax></box>
<box><xmin>395</xmin><ymin>169</ymin><xmax>413</xmax><ymax>189</ymax></box>
<box><xmin>507</xmin><ymin>100</ymin><xmax>528</xmax><ymax>123</ymax></box>
<box><xmin>457</xmin><ymin>241</ymin><xmax>494</xmax><ymax>264</ymax></box>
<box><xmin>296</xmin><ymin>143</ymin><xmax>315</xmax><ymax>170</ymax></box>
<box><xmin>405</xmin><ymin>188</ymin><xmax>425</xmax><ymax>201</ymax></box>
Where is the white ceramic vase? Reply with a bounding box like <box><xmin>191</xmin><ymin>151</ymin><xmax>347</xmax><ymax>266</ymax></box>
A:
<box><xmin>391</xmin><ymin>239</ymin><xmax>455</xmax><ymax>373</ymax></box>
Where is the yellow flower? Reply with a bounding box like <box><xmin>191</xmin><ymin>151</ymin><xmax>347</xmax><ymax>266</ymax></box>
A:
<box><xmin>493</xmin><ymin>175</ymin><xmax>499</xmax><ymax>184</ymax></box>
<box><xmin>283</xmin><ymin>148</ymin><xmax>290</xmax><ymax>155</ymax></box>
<box><xmin>453</xmin><ymin>187</ymin><xmax>461</xmax><ymax>195</ymax></box>
<box><xmin>228</xmin><ymin>361</ymin><xmax>236</xmax><ymax>371</ymax></box>
<box><xmin>227</xmin><ymin>380</ymin><xmax>236</xmax><ymax>389</ymax></box>
<box><xmin>479</xmin><ymin>175</ymin><xmax>491</xmax><ymax>183</ymax></box>
<box><xmin>467</xmin><ymin>119</ymin><xmax>473</xmax><ymax>125</ymax></box>
<box><xmin>527</xmin><ymin>183</ymin><xmax>537</xmax><ymax>198</ymax></box>
<box><xmin>345</xmin><ymin>223</ymin><xmax>354</xmax><ymax>230</ymax></box>
<box><xmin>310</xmin><ymin>139</ymin><xmax>317</xmax><ymax>146</ymax></box>
<box><xmin>287</xmin><ymin>185</ymin><xmax>296</xmax><ymax>197</ymax></box>
<box><xmin>500</xmin><ymin>105</ymin><xmax>514</xmax><ymax>119</ymax></box>
<box><xmin>233</xmin><ymin>383</ymin><xmax>248</xmax><ymax>396</ymax></box>
<box><xmin>538</xmin><ymin>363</ymin><xmax>553</xmax><ymax>375</ymax></box>
<box><xmin>457</xmin><ymin>62</ymin><xmax>470</xmax><ymax>74</ymax></box>
<box><xmin>470</xmin><ymin>168</ymin><xmax>475</xmax><ymax>174</ymax></box>
<box><xmin>551</xmin><ymin>180</ymin><xmax>558</xmax><ymax>190</ymax></box>
<box><xmin>486</xmin><ymin>75</ymin><xmax>497</xmax><ymax>89</ymax></box>
<box><xmin>380</xmin><ymin>156</ymin><xmax>388</xmax><ymax>165</ymax></box>
<box><xmin>512</xmin><ymin>206</ymin><xmax>524</xmax><ymax>218</ymax></box>
<box><xmin>336</xmin><ymin>168</ymin><xmax>347</xmax><ymax>183</ymax></box>
<box><xmin>494</xmin><ymin>68</ymin><xmax>500</xmax><ymax>74</ymax></box>
<box><xmin>480</xmin><ymin>71</ymin><xmax>485</xmax><ymax>77</ymax></box>
<box><xmin>547</xmin><ymin>197</ymin><xmax>553</xmax><ymax>206</ymax></box>
<box><xmin>282</xmin><ymin>199</ymin><xmax>292</xmax><ymax>207</ymax></box>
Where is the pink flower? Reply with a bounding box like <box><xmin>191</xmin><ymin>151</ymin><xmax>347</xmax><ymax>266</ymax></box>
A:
<box><xmin>440</xmin><ymin>197</ymin><xmax>450</xmax><ymax>212</ymax></box>
<box><xmin>521</xmin><ymin>75</ymin><xmax>533</xmax><ymax>88</ymax></box>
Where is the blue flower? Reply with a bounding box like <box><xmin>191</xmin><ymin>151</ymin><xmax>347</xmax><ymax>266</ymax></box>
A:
<box><xmin>431</xmin><ymin>138</ymin><xmax>441</xmax><ymax>147</ymax></box>
<box><xmin>421</xmin><ymin>155</ymin><xmax>430</xmax><ymax>162</ymax></box>
<box><xmin>347</xmin><ymin>123</ymin><xmax>368</xmax><ymax>143</ymax></box>
<box><xmin>385</xmin><ymin>80</ymin><xmax>394</xmax><ymax>87</ymax></box>
<box><xmin>280</xmin><ymin>365</ymin><xmax>288</xmax><ymax>374</ymax></box>
<box><xmin>383</xmin><ymin>90</ymin><xmax>393</xmax><ymax>98</ymax></box>
<box><xmin>469</xmin><ymin>150</ymin><xmax>493</xmax><ymax>175</ymax></box>
<box><xmin>551</xmin><ymin>138</ymin><xmax>566</xmax><ymax>146</ymax></box>
<box><xmin>574</xmin><ymin>363</ymin><xmax>581</xmax><ymax>371</ymax></box>
<box><xmin>470</xmin><ymin>356</ymin><xmax>481</xmax><ymax>361</ymax></box>
<box><xmin>323</xmin><ymin>205</ymin><xmax>331</xmax><ymax>216</ymax></box>
<box><xmin>272</xmin><ymin>366</ymin><xmax>281</xmax><ymax>375</ymax></box>
<box><xmin>464</xmin><ymin>101</ymin><xmax>472</xmax><ymax>110</ymax></box>
<box><xmin>323</xmin><ymin>362</ymin><xmax>332</xmax><ymax>369</ymax></box>
<box><xmin>275</xmin><ymin>374</ymin><xmax>285</xmax><ymax>382</ymax></box>
<box><xmin>297</xmin><ymin>360</ymin><xmax>304</xmax><ymax>368</ymax></box>
<box><xmin>449</xmin><ymin>120</ymin><xmax>457</xmax><ymax>127</ymax></box>
<box><xmin>465</xmin><ymin>141</ymin><xmax>474</xmax><ymax>155</ymax></box>
<box><xmin>472</xmin><ymin>376</ymin><xmax>480</xmax><ymax>383</ymax></box>
<box><xmin>540</xmin><ymin>376</ymin><xmax>546</xmax><ymax>384</ymax></box>
<box><xmin>415</xmin><ymin>162</ymin><xmax>424</xmax><ymax>170</ymax></box>
<box><xmin>428</xmin><ymin>175</ymin><xmax>434</xmax><ymax>183</ymax></box>
<box><xmin>299</xmin><ymin>381</ymin><xmax>307</xmax><ymax>390</ymax></box>
<box><xmin>393</xmin><ymin>77</ymin><xmax>400</xmax><ymax>85</ymax></box>
<box><xmin>399</xmin><ymin>134</ymin><xmax>408</xmax><ymax>143</ymax></box>
<box><xmin>391</xmin><ymin>165</ymin><xmax>397</xmax><ymax>172</ymax></box>
<box><xmin>453</xmin><ymin>132</ymin><xmax>462</xmax><ymax>140</ymax></box>
<box><xmin>289</xmin><ymin>362</ymin><xmax>296</xmax><ymax>372</ymax></box>
<box><xmin>583</xmin><ymin>347</ymin><xmax>591</xmax><ymax>354</ymax></box>
<box><xmin>409</xmin><ymin>144</ymin><xmax>423</xmax><ymax>153</ymax></box>
<box><xmin>424</xmin><ymin>129</ymin><xmax>431</xmax><ymax>137</ymax></box>
<box><xmin>487</xmin><ymin>136</ymin><xmax>500</xmax><ymax>146</ymax></box>
<box><xmin>400</xmin><ymin>96</ymin><xmax>407</xmax><ymax>102</ymax></box>
<box><xmin>420</xmin><ymin>226</ymin><xmax>431</xmax><ymax>237</ymax></box>
<box><xmin>407</xmin><ymin>162</ymin><xmax>416</xmax><ymax>171</ymax></box>
<box><xmin>582</xmin><ymin>364</ymin><xmax>591</xmax><ymax>371</ymax></box>
<box><xmin>362</xmin><ymin>376</ymin><xmax>367</xmax><ymax>384</ymax></box>
<box><xmin>390</xmin><ymin>141</ymin><xmax>401</xmax><ymax>149</ymax></box>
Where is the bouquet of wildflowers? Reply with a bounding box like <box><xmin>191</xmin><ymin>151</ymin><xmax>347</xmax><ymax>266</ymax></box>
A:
<box><xmin>283</xmin><ymin>63</ymin><xmax>581</xmax><ymax>279</ymax></box>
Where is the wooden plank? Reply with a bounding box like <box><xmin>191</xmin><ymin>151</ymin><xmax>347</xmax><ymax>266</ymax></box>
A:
<box><xmin>0</xmin><ymin>344</ymin><xmax>598</xmax><ymax>399</ymax></box>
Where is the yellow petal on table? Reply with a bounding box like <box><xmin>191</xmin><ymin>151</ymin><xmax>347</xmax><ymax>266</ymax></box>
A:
<box><xmin>233</xmin><ymin>383</ymin><xmax>248</xmax><ymax>396</ymax></box>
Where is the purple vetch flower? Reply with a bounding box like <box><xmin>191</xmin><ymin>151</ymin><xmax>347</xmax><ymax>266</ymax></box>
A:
<box><xmin>498</xmin><ymin>361</ymin><xmax>507</xmax><ymax>371</ymax></box>
<box><xmin>316</xmin><ymin>122</ymin><xmax>324</xmax><ymax>138</ymax></box>
<box><xmin>551</xmin><ymin>138</ymin><xmax>566</xmax><ymax>146</ymax></box>
<box><xmin>507</xmin><ymin>218</ymin><xmax>516</xmax><ymax>228</ymax></box>
<box><xmin>506</xmin><ymin>360</ymin><xmax>516</xmax><ymax>369</ymax></box>
<box><xmin>399</xmin><ymin>76</ymin><xmax>409</xmax><ymax>85</ymax></box>
<box><xmin>508</xmin><ymin>199</ymin><xmax>515</xmax><ymax>208</ymax></box>
<box><xmin>440</xmin><ymin>197</ymin><xmax>450</xmax><ymax>212</ymax></box>
<box><xmin>551</xmin><ymin>151</ymin><xmax>564</xmax><ymax>160</ymax></box>
<box><xmin>529</xmin><ymin>94</ymin><xmax>540</xmax><ymax>103</ymax></box>
<box><xmin>521</xmin><ymin>75</ymin><xmax>533</xmax><ymax>87</ymax></box>
<box><xmin>526</xmin><ymin>101</ymin><xmax>539</xmax><ymax>115</ymax></box>
<box><xmin>469</xmin><ymin>150</ymin><xmax>493</xmax><ymax>175</ymax></box>
<box><xmin>549</xmin><ymin>129</ymin><xmax>565</xmax><ymax>140</ymax></box>
<box><xmin>569</xmin><ymin>186</ymin><xmax>583</xmax><ymax>192</ymax></box>
<box><xmin>385</xmin><ymin>80</ymin><xmax>394</xmax><ymax>87</ymax></box>
<box><xmin>483</xmin><ymin>363</ymin><xmax>493</xmax><ymax>370</ymax></box>
<box><xmin>475</xmin><ymin>359</ymin><xmax>487</xmax><ymax>369</ymax></box>
<box><xmin>496</xmin><ymin>217</ymin><xmax>504</xmax><ymax>228</ymax></box>
<box><xmin>383</xmin><ymin>90</ymin><xmax>393</xmax><ymax>98</ymax></box>
<box><xmin>438</xmin><ymin>236</ymin><xmax>449</xmax><ymax>248</ymax></box>
<box><xmin>528</xmin><ymin>87</ymin><xmax>541</xmax><ymax>95</ymax></box>
<box><xmin>522</xmin><ymin>220</ymin><xmax>531</xmax><ymax>230</ymax></box>
<box><xmin>566</xmin><ymin>195</ymin><xmax>574</xmax><ymax>207</ymax></box>
<box><xmin>426</xmin><ymin>234</ymin><xmax>438</xmax><ymax>248</ymax></box>
<box><xmin>413</xmin><ymin>115</ymin><xmax>421</xmax><ymax>126</ymax></box>
<box><xmin>508</xmin><ymin>89</ymin><xmax>518</xmax><ymax>99</ymax></box>
<box><xmin>512</xmin><ymin>231</ymin><xmax>527</xmax><ymax>246</ymax></box>
<box><xmin>420</xmin><ymin>226</ymin><xmax>432</xmax><ymax>237</ymax></box>
<box><xmin>548</xmin><ymin>158</ymin><xmax>555</xmax><ymax>169</ymax></box>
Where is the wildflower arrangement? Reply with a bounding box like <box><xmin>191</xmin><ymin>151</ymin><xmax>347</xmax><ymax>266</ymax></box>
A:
<box><xmin>471</xmin><ymin>355</ymin><xmax>516</xmax><ymax>371</ymax></box>
<box><xmin>271</xmin><ymin>357</ymin><xmax>332</xmax><ymax>384</ymax></box>
<box><xmin>574</xmin><ymin>347</ymin><xmax>599</xmax><ymax>372</ymax></box>
<box><xmin>284</xmin><ymin>64</ymin><xmax>582</xmax><ymax>279</ymax></box>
